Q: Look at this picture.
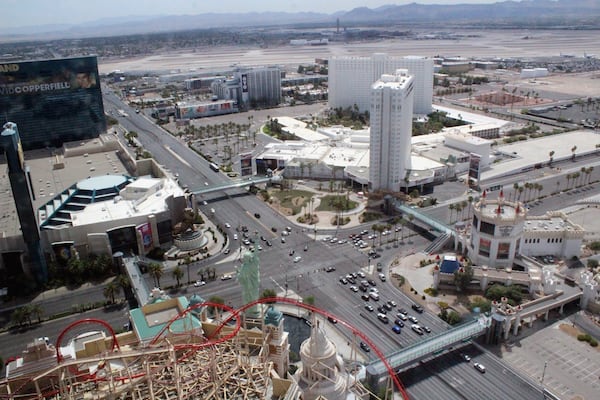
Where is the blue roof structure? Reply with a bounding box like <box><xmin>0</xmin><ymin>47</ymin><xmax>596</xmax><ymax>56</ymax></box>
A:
<box><xmin>440</xmin><ymin>256</ymin><xmax>461</xmax><ymax>274</ymax></box>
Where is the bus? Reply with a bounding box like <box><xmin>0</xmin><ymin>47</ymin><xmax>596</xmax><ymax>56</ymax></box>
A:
<box><xmin>209</xmin><ymin>162</ymin><xmax>219</xmax><ymax>172</ymax></box>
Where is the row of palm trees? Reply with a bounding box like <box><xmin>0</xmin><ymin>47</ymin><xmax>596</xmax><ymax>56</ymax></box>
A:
<box><xmin>448</xmin><ymin>198</ymin><xmax>473</xmax><ymax>224</ymax></box>
<box><xmin>511</xmin><ymin>182</ymin><xmax>544</xmax><ymax>203</ymax></box>
<box><xmin>10</xmin><ymin>303</ymin><xmax>44</xmax><ymax>327</ymax></box>
<box><xmin>146</xmin><ymin>262</ymin><xmax>218</xmax><ymax>289</ymax></box>
<box><xmin>371</xmin><ymin>215</ymin><xmax>414</xmax><ymax>247</ymax></box>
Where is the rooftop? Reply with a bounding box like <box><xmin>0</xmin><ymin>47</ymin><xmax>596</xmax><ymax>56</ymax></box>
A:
<box><xmin>0</xmin><ymin>134</ymin><xmax>129</xmax><ymax>237</ymax></box>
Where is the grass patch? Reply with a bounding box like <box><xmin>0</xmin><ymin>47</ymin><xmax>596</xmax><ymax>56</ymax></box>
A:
<box><xmin>360</xmin><ymin>211</ymin><xmax>383</xmax><ymax>223</ymax></box>
<box><xmin>269</xmin><ymin>190</ymin><xmax>314</xmax><ymax>215</ymax></box>
<box><xmin>316</xmin><ymin>195</ymin><xmax>357</xmax><ymax>212</ymax></box>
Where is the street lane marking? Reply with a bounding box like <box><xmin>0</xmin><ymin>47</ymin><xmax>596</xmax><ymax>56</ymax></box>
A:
<box><xmin>165</xmin><ymin>145</ymin><xmax>191</xmax><ymax>168</ymax></box>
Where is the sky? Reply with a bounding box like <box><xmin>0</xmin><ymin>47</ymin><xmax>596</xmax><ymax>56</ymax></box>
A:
<box><xmin>3</xmin><ymin>0</ymin><xmax>516</xmax><ymax>29</ymax></box>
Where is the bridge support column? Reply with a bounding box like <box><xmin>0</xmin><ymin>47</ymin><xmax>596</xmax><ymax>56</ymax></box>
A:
<box><xmin>528</xmin><ymin>317</ymin><xmax>534</xmax><ymax>328</ymax></box>
<box><xmin>513</xmin><ymin>315</ymin><xmax>521</xmax><ymax>336</ymax></box>
<box><xmin>544</xmin><ymin>310</ymin><xmax>549</xmax><ymax>321</ymax></box>
<box><xmin>559</xmin><ymin>304</ymin><xmax>565</xmax><ymax>315</ymax></box>
<box><xmin>503</xmin><ymin>318</ymin><xmax>512</xmax><ymax>340</ymax></box>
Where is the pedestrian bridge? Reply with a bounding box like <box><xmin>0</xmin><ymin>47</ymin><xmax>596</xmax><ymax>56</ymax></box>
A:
<box><xmin>366</xmin><ymin>314</ymin><xmax>491</xmax><ymax>387</ymax></box>
<box><xmin>395</xmin><ymin>202</ymin><xmax>454</xmax><ymax>236</ymax></box>
<box><xmin>192</xmin><ymin>176</ymin><xmax>272</xmax><ymax>197</ymax></box>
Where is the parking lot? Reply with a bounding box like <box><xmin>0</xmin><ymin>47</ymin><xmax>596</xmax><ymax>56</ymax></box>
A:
<box><xmin>499</xmin><ymin>316</ymin><xmax>600</xmax><ymax>400</ymax></box>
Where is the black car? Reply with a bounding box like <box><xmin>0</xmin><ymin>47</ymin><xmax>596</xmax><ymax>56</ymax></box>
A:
<box><xmin>271</xmin><ymin>227</ymin><xmax>278</xmax><ymax>232</ymax></box>
<box><xmin>383</xmin><ymin>302</ymin><xmax>393</xmax><ymax>311</ymax></box>
<box><xmin>266</xmin><ymin>240</ymin><xmax>272</xmax><ymax>247</ymax></box>
<box><xmin>254</xmin><ymin>213</ymin><xmax>261</xmax><ymax>219</ymax></box>
<box><xmin>360</xmin><ymin>341</ymin><xmax>371</xmax><ymax>352</ymax></box>
<box><xmin>361</xmin><ymin>294</ymin><xmax>370</xmax><ymax>301</ymax></box>
<box><xmin>412</xmin><ymin>304</ymin><xmax>424</xmax><ymax>313</ymax></box>
<box><xmin>368</xmin><ymin>279</ymin><xmax>376</xmax><ymax>286</ymax></box>
<box><xmin>394</xmin><ymin>319</ymin><xmax>405</xmax><ymax>327</ymax></box>
<box><xmin>325</xmin><ymin>266</ymin><xmax>336</xmax><ymax>272</ymax></box>
<box><xmin>377</xmin><ymin>306</ymin><xmax>388</xmax><ymax>314</ymax></box>
<box><xmin>327</xmin><ymin>316</ymin><xmax>338</xmax><ymax>324</ymax></box>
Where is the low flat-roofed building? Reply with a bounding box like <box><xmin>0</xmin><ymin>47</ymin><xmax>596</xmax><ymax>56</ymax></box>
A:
<box><xmin>277</xmin><ymin>116</ymin><xmax>330</xmax><ymax>142</ymax></box>
<box><xmin>482</xmin><ymin>129</ymin><xmax>600</xmax><ymax>181</ymax></box>
<box><xmin>521</xmin><ymin>212</ymin><xmax>584</xmax><ymax>259</ymax></box>
<box><xmin>0</xmin><ymin>133</ymin><xmax>189</xmax><ymax>283</ymax></box>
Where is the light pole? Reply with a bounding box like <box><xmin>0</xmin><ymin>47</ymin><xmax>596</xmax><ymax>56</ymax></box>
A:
<box><xmin>540</xmin><ymin>361</ymin><xmax>548</xmax><ymax>396</ymax></box>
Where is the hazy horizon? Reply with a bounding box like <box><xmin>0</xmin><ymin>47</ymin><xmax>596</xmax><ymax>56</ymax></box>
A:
<box><xmin>4</xmin><ymin>0</ymin><xmax>520</xmax><ymax>30</ymax></box>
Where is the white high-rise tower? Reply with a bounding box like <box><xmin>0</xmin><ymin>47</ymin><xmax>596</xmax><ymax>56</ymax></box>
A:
<box><xmin>329</xmin><ymin>53</ymin><xmax>432</xmax><ymax>115</ymax></box>
<box><xmin>369</xmin><ymin>69</ymin><xmax>414</xmax><ymax>192</ymax></box>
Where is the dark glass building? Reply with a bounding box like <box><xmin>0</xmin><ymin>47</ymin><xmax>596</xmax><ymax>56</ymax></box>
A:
<box><xmin>0</xmin><ymin>56</ymin><xmax>106</xmax><ymax>150</ymax></box>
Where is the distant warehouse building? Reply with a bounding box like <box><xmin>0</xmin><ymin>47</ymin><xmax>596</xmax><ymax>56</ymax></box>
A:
<box><xmin>175</xmin><ymin>100</ymin><xmax>238</xmax><ymax>120</ymax></box>
<box><xmin>520</xmin><ymin>68</ymin><xmax>548</xmax><ymax>79</ymax></box>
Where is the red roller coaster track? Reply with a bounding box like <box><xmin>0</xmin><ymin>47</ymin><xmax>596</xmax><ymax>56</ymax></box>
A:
<box><xmin>37</xmin><ymin>296</ymin><xmax>410</xmax><ymax>399</ymax></box>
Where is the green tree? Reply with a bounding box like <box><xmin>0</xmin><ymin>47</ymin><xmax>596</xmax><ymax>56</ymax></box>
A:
<box><xmin>469</xmin><ymin>296</ymin><xmax>492</xmax><ymax>313</ymax></box>
<box><xmin>172</xmin><ymin>266</ymin><xmax>184</xmax><ymax>287</ymax></box>
<box><xmin>453</xmin><ymin>265</ymin><xmax>474</xmax><ymax>291</ymax></box>
<box><xmin>208</xmin><ymin>295</ymin><xmax>225</xmax><ymax>314</ymax></box>
<box><xmin>103</xmin><ymin>280</ymin><xmax>120</xmax><ymax>304</ymax></box>
<box><xmin>587</xmin><ymin>259</ymin><xmax>599</xmax><ymax>269</ymax></box>
<box><xmin>29</xmin><ymin>303</ymin><xmax>44</xmax><ymax>324</ymax></box>
<box><xmin>148</xmin><ymin>262</ymin><xmax>164</xmax><ymax>288</ymax></box>
<box><xmin>184</xmin><ymin>255</ymin><xmax>193</xmax><ymax>285</ymax></box>
<box><xmin>261</xmin><ymin>289</ymin><xmax>277</xmax><ymax>303</ymax></box>
<box><xmin>303</xmin><ymin>295</ymin><xmax>315</xmax><ymax>306</ymax></box>
<box><xmin>11</xmin><ymin>307</ymin><xmax>29</xmax><ymax>327</ymax></box>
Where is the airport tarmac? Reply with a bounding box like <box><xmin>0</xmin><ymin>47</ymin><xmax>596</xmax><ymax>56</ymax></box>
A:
<box><xmin>98</xmin><ymin>29</ymin><xmax>600</xmax><ymax>75</ymax></box>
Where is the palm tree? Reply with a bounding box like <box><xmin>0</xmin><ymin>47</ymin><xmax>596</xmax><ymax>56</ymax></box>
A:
<box><xmin>149</xmin><ymin>262</ymin><xmax>164</xmax><ymax>288</ymax></box>
<box><xmin>513</xmin><ymin>182</ymin><xmax>519</xmax><ymax>202</ymax></box>
<box><xmin>11</xmin><ymin>307</ymin><xmax>28</xmax><ymax>327</ymax></box>
<box><xmin>448</xmin><ymin>203</ymin><xmax>455</xmax><ymax>223</ymax></box>
<box><xmin>548</xmin><ymin>150</ymin><xmax>555</xmax><ymax>166</ymax></box>
<box><xmin>172</xmin><ymin>266</ymin><xmax>184</xmax><ymax>287</ymax></box>
<box><xmin>103</xmin><ymin>281</ymin><xmax>120</xmax><ymax>304</ymax></box>
<box><xmin>29</xmin><ymin>303</ymin><xmax>44</xmax><ymax>324</ymax></box>
<box><xmin>371</xmin><ymin>224</ymin><xmax>380</xmax><ymax>247</ymax></box>
<box><xmin>517</xmin><ymin>186</ymin><xmax>524</xmax><ymax>202</ymax></box>
<box><xmin>571</xmin><ymin>145</ymin><xmax>577</xmax><ymax>161</ymax></box>
<box><xmin>184</xmin><ymin>255</ymin><xmax>193</xmax><ymax>285</ymax></box>
<box><xmin>460</xmin><ymin>200</ymin><xmax>468</xmax><ymax>220</ymax></box>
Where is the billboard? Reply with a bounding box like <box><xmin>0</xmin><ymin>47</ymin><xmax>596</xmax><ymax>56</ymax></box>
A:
<box><xmin>241</xmin><ymin>74</ymin><xmax>248</xmax><ymax>93</ymax></box>
<box><xmin>137</xmin><ymin>222</ymin><xmax>154</xmax><ymax>251</ymax></box>
<box><xmin>240</xmin><ymin>152</ymin><xmax>253</xmax><ymax>176</ymax></box>
<box><xmin>468</xmin><ymin>153</ymin><xmax>481</xmax><ymax>181</ymax></box>
<box><xmin>0</xmin><ymin>56</ymin><xmax>106</xmax><ymax>150</ymax></box>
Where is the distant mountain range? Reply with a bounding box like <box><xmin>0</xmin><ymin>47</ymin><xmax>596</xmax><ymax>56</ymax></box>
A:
<box><xmin>1</xmin><ymin>0</ymin><xmax>599</xmax><ymax>41</ymax></box>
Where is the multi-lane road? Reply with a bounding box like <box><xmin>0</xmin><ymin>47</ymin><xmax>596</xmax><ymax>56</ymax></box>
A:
<box><xmin>2</xmin><ymin>91</ymin><xmax>543</xmax><ymax>399</ymax></box>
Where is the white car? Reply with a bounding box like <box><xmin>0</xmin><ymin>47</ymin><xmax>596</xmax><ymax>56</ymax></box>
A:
<box><xmin>193</xmin><ymin>280</ymin><xmax>206</xmax><ymax>287</ymax></box>
<box><xmin>233</xmin><ymin>234</ymin><xmax>238</xmax><ymax>240</ymax></box>
<box><xmin>225</xmin><ymin>222</ymin><xmax>231</xmax><ymax>228</ymax></box>
<box><xmin>293</xmin><ymin>256</ymin><xmax>302</xmax><ymax>263</ymax></box>
<box><xmin>350</xmin><ymin>285</ymin><xmax>359</xmax><ymax>292</ymax></box>
<box><xmin>473</xmin><ymin>362</ymin><xmax>486</xmax><ymax>373</ymax></box>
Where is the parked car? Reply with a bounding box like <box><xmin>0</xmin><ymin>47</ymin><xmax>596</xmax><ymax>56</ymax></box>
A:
<box><xmin>293</xmin><ymin>256</ymin><xmax>302</xmax><ymax>263</ymax></box>
<box><xmin>361</xmin><ymin>294</ymin><xmax>370</xmax><ymax>301</ymax></box>
<box><xmin>254</xmin><ymin>213</ymin><xmax>261</xmax><ymax>219</ymax></box>
<box><xmin>364</xmin><ymin>304</ymin><xmax>374</xmax><ymax>312</ymax></box>
<box><xmin>392</xmin><ymin>325</ymin><xmax>402</xmax><ymax>334</ymax></box>
<box><xmin>360</xmin><ymin>342</ymin><xmax>371</xmax><ymax>352</ymax></box>
<box><xmin>350</xmin><ymin>286</ymin><xmax>359</xmax><ymax>292</ymax></box>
